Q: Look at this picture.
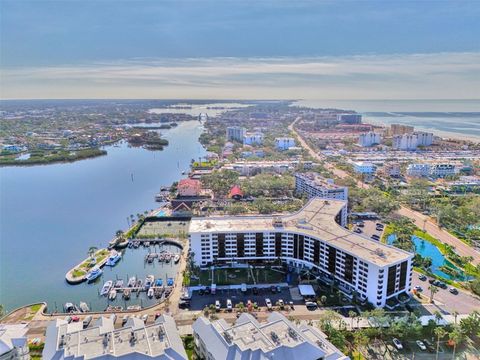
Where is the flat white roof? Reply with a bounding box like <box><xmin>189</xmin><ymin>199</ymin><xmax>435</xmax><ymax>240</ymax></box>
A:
<box><xmin>298</xmin><ymin>284</ymin><xmax>316</xmax><ymax>297</ymax></box>
<box><xmin>190</xmin><ymin>198</ymin><xmax>412</xmax><ymax>267</ymax></box>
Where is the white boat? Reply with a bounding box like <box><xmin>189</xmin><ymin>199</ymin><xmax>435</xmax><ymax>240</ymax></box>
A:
<box><xmin>108</xmin><ymin>289</ymin><xmax>117</xmax><ymax>301</ymax></box>
<box><xmin>165</xmin><ymin>253</ymin><xmax>172</xmax><ymax>263</ymax></box>
<box><xmin>127</xmin><ymin>276</ymin><xmax>136</xmax><ymax>287</ymax></box>
<box><xmin>64</xmin><ymin>302</ymin><xmax>76</xmax><ymax>313</ymax></box>
<box><xmin>86</xmin><ymin>267</ymin><xmax>103</xmax><ymax>282</ymax></box>
<box><xmin>144</xmin><ymin>275</ymin><xmax>155</xmax><ymax>289</ymax></box>
<box><xmin>105</xmin><ymin>251</ymin><xmax>122</xmax><ymax>266</ymax></box>
<box><xmin>79</xmin><ymin>302</ymin><xmax>90</xmax><ymax>312</ymax></box>
<box><xmin>101</xmin><ymin>280</ymin><xmax>113</xmax><ymax>296</ymax></box>
<box><xmin>114</xmin><ymin>279</ymin><xmax>124</xmax><ymax>288</ymax></box>
<box><xmin>147</xmin><ymin>287</ymin><xmax>154</xmax><ymax>298</ymax></box>
<box><xmin>173</xmin><ymin>254</ymin><xmax>180</xmax><ymax>264</ymax></box>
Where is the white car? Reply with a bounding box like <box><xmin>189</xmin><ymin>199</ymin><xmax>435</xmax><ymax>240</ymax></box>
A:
<box><xmin>392</xmin><ymin>338</ymin><xmax>403</xmax><ymax>350</ymax></box>
<box><xmin>416</xmin><ymin>340</ymin><xmax>427</xmax><ymax>351</ymax></box>
<box><xmin>215</xmin><ymin>300</ymin><xmax>221</xmax><ymax>311</ymax></box>
<box><xmin>265</xmin><ymin>298</ymin><xmax>272</xmax><ymax>310</ymax></box>
<box><xmin>414</xmin><ymin>285</ymin><xmax>423</xmax><ymax>292</ymax></box>
<box><xmin>226</xmin><ymin>299</ymin><xmax>233</xmax><ymax>312</ymax></box>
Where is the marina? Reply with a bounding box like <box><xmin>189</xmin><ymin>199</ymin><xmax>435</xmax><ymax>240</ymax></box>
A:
<box><xmin>0</xmin><ymin>121</ymin><xmax>205</xmax><ymax>313</ymax></box>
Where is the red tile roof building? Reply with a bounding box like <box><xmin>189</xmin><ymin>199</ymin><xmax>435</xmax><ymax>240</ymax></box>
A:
<box><xmin>177</xmin><ymin>178</ymin><xmax>202</xmax><ymax>197</ymax></box>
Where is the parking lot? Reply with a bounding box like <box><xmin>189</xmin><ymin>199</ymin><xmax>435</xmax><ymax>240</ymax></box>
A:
<box><xmin>185</xmin><ymin>286</ymin><xmax>297</xmax><ymax>311</ymax></box>
<box><xmin>351</xmin><ymin>220</ymin><xmax>385</xmax><ymax>242</ymax></box>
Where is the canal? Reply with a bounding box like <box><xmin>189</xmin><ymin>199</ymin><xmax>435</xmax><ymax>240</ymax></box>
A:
<box><xmin>0</xmin><ymin>121</ymin><xmax>206</xmax><ymax>312</ymax></box>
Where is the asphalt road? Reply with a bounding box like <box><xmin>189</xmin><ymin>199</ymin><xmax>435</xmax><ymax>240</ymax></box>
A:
<box><xmin>411</xmin><ymin>273</ymin><xmax>480</xmax><ymax>315</ymax></box>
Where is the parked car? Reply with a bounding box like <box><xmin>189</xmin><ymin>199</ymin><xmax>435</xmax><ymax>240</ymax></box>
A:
<box><xmin>392</xmin><ymin>338</ymin><xmax>403</xmax><ymax>350</ymax></box>
<box><xmin>376</xmin><ymin>223</ymin><xmax>384</xmax><ymax>228</ymax></box>
<box><xmin>449</xmin><ymin>287</ymin><xmax>459</xmax><ymax>295</ymax></box>
<box><xmin>82</xmin><ymin>315</ymin><xmax>92</xmax><ymax>329</ymax></box>
<box><xmin>414</xmin><ymin>285</ymin><xmax>423</xmax><ymax>292</ymax></box>
<box><xmin>416</xmin><ymin>340</ymin><xmax>427</xmax><ymax>351</ymax></box>
<box><xmin>215</xmin><ymin>300</ymin><xmax>221</xmax><ymax>311</ymax></box>
<box><xmin>265</xmin><ymin>298</ymin><xmax>273</xmax><ymax>310</ymax></box>
<box><xmin>354</xmin><ymin>228</ymin><xmax>362</xmax><ymax>233</ymax></box>
<box><xmin>428</xmin><ymin>278</ymin><xmax>436</xmax><ymax>284</ymax></box>
<box><xmin>438</xmin><ymin>282</ymin><xmax>447</xmax><ymax>289</ymax></box>
<box><xmin>226</xmin><ymin>299</ymin><xmax>233</xmax><ymax>312</ymax></box>
<box><xmin>198</xmin><ymin>288</ymin><xmax>204</xmax><ymax>296</ymax></box>
<box><xmin>278</xmin><ymin>299</ymin><xmax>285</xmax><ymax>309</ymax></box>
<box><xmin>357</xmin><ymin>222</ymin><xmax>365</xmax><ymax>227</ymax></box>
<box><xmin>289</xmin><ymin>301</ymin><xmax>295</xmax><ymax>310</ymax></box>
<box><xmin>205</xmin><ymin>287</ymin><xmax>211</xmax><ymax>295</ymax></box>
<box><xmin>71</xmin><ymin>315</ymin><xmax>80</xmax><ymax>322</ymax></box>
<box><xmin>178</xmin><ymin>300</ymin><xmax>190</xmax><ymax>309</ymax></box>
<box><xmin>371</xmin><ymin>235</ymin><xmax>380</xmax><ymax>240</ymax></box>
<box><xmin>418</xmin><ymin>274</ymin><xmax>427</xmax><ymax>281</ymax></box>
<box><xmin>422</xmin><ymin>339</ymin><xmax>435</xmax><ymax>353</ymax></box>
<box><xmin>305</xmin><ymin>301</ymin><xmax>318</xmax><ymax>310</ymax></box>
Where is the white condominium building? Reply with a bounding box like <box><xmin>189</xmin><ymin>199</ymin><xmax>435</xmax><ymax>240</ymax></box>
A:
<box><xmin>407</xmin><ymin>163</ymin><xmax>431</xmax><ymax>177</ymax></box>
<box><xmin>430</xmin><ymin>163</ymin><xmax>456</xmax><ymax>178</ymax></box>
<box><xmin>393</xmin><ymin>134</ymin><xmax>418</xmax><ymax>151</ymax></box>
<box><xmin>189</xmin><ymin>198</ymin><xmax>414</xmax><ymax>307</ymax></box>
<box><xmin>192</xmin><ymin>312</ymin><xmax>349</xmax><ymax>360</ymax></box>
<box><xmin>226</xmin><ymin>126</ymin><xmax>246</xmax><ymax>142</ymax></box>
<box><xmin>243</xmin><ymin>132</ymin><xmax>264</xmax><ymax>145</ymax></box>
<box><xmin>414</xmin><ymin>132</ymin><xmax>434</xmax><ymax>147</ymax></box>
<box><xmin>275</xmin><ymin>137</ymin><xmax>296</xmax><ymax>150</ymax></box>
<box><xmin>0</xmin><ymin>324</ymin><xmax>30</xmax><ymax>360</ymax></box>
<box><xmin>294</xmin><ymin>172</ymin><xmax>348</xmax><ymax>226</ymax></box>
<box><xmin>358</xmin><ymin>132</ymin><xmax>382</xmax><ymax>147</ymax></box>
<box><xmin>42</xmin><ymin>315</ymin><xmax>187</xmax><ymax>360</ymax></box>
<box><xmin>352</xmin><ymin>161</ymin><xmax>376</xmax><ymax>174</ymax></box>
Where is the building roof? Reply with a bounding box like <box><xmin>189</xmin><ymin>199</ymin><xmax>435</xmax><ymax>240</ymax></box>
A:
<box><xmin>298</xmin><ymin>285</ymin><xmax>316</xmax><ymax>297</ymax></box>
<box><xmin>0</xmin><ymin>324</ymin><xmax>28</xmax><ymax>356</ymax></box>
<box><xmin>189</xmin><ymin>198</ymin><xmax>412</xmax><ymax>267</ymax></box>
<box><xmin>295</xmin><ymin>172</ymin><xmax>345</xmax><ymax>191</ymax></box>
<box><xmin>192</xmin><ymin>312</ymin><xmax>348</xmax><ymax>360</ymax></box>
<box><xmin>42</xmin><ymin>315</ymin><xmax>187</xmax><ymax>360</ymax></box>
<box><xmin>178</xmin><ymin>178</ymin><xmax>201</xmax><ymax>187</ymax></box>
<box><xmin>228</xmin><ymin>185</ymin><xmax>244</xmax><ymax>198</ymax></box>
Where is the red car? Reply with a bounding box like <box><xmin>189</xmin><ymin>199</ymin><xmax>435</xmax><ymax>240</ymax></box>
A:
<box><xmin>71</xmin><ymin>316</ymin><xmax>80</xmax><ymax>322</ymax></box>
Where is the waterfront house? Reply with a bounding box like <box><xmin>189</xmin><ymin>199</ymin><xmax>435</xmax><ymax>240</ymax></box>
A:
<box><xmin>177</xmin><ymin>178</ymin><xmax>202</xmax><ymax>197</ymax></box>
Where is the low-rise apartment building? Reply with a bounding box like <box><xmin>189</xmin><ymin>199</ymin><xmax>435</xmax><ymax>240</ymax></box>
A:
<box><xmin>189</xmin><ymin>198</ymin><xmax>414</xmax><ymax>307</ymax></box>
<box><xmin>274</xmin><ymin>137</ymin><xmax>296</xmax><ymax>150</ymax></box>
<box><xmin>352</xmin><ymin>161</ymin><xmax>376</xmax><ymax>175</ymax></box>
<box><xmin>294</xmin><ymin>172</ymin><xmax>348</xmax><ymax>226</ymax></box>
<box><xmin>192</xmin><ymin>312</ymin><xmax>349</xmax><ymax>360</ymax></box>
<box><xmin>42</xmin><ymin>315</ymin><xmax>187</xmax><ymax>360</ymax></box>
<box><xmin>243</xmin><ymin>132</ymin><xmax>264</xmax><ymax>145</ymax></box>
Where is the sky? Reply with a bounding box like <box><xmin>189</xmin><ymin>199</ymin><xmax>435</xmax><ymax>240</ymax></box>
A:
<box><xmin>1</xmin><ymin>0</ymin><xmax>479</xmax><ymax>100</ymax></box>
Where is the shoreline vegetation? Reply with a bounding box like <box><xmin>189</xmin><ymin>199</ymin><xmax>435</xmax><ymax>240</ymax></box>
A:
<box><xmin>0</xmin><ymin>148</ymin><xmax>108</xmax><ymax>167</ymax></box>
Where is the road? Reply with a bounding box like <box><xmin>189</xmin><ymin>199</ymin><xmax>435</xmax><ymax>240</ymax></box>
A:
<box><xmin>289</xmin><ymin>118</ymin><xmax>480</xmax><ymax>265</ymax></box>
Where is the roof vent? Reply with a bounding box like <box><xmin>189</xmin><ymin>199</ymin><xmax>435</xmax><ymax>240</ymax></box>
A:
<box><xmin>270</xmin><ymin>332</ymin><xmax>280</xmax><ymax>344</ymax></box>
<box><xmin>223</xmin><ymin>332</ymin><xmax>232</xmax><ymax>344</ymax></box>
<box><xmin>288</xmin><ymin>328</ymin><xmax>298</xmax><ymax>340</ymax></box>
<box><xmin>374</xmin><ymin>248</ymin><xmax>385</xmax><ymax>257</ymax></box>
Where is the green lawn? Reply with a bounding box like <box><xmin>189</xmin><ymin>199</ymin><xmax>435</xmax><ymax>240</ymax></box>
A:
<box><xmin>190</xmin><ymin>266</ymin><xmax>286</xmax><ymax>286</ymax></box>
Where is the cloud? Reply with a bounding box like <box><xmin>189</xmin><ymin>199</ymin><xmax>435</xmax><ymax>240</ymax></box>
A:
<box><xmin>1</xmin><ymin>52</ymin><xmax>479</xmax><ymax>99</ymax></box>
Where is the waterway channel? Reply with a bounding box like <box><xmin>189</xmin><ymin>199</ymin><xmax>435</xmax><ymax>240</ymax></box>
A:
<box><xmin>0</xmin><ymin>121</ymin><xmax>206</xmax><ymax>313</ymax></box>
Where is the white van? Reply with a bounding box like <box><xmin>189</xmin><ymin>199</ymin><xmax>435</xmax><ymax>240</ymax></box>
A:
<box><xmin>226</xmin><ymin>299</ymin><xmax>233</xmax><ymax>311</ymax></box>
<box><xmin>215</xmin><ymin>300</ymin><xmax>221</xmax><ymax>311</ymax></box>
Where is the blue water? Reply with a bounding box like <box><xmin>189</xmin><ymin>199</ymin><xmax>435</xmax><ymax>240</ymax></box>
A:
<box><xmin>387</xmin><ymin>235</ymin><xmax>470</xmax><ymax>280</ymax></box>
<box><xmin>0</xmin><ymin>121</ymin><xmax>206</xmax><ymax>312</ymax></box>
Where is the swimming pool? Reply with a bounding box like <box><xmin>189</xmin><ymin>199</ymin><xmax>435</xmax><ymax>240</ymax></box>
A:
<box><xmin>387</xmin><ymin>234</ymin><xmax>472</xmax><ymax>281</ymax></box>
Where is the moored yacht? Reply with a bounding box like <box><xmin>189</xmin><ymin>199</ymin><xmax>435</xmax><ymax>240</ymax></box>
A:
<box><xmin>79</xmin><ymin>302</ymin><xmax>90</xmax><ymax>313</ymax></box>
<box><xmin>100</xmin><ymin>280</ymin><xmax>113</xmax><ymax>296</ymax></box>
<box><xmin>64</xmin><ymin>302</ymin><xmax>76</xmax><ymax>313</ymax></box>
<box><xmin>108</xmin><ymin>289</ymin><xmax>117</xmax><ymax>301</ymax></box>
<box><xmin>85</xmin><ymin>266</ymin><xmax>103</xmax><ymax>282</ymax></box>
<box><xmin>105</xmin><ymin>251</ymin><xmax>122</xmax><ymax>266</ymax></box>
<box><xmin>173</xmin><ymin>254</ymin><xmax>180</xmax><ymax>264</ymax></box>
<box><xmin>127</xmin><ymin>276</ymin><xmax>136</xmax><ymax>287</ymax></box>
<box><xmin>144</xmin><ymin>275</ymin><xmax>154</xmax><ymax>289</ymax></box>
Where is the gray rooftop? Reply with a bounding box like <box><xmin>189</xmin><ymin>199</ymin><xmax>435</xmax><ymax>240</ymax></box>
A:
<box><xmin>42</xmin><ymin>315</ymin><xmax>187</xmax><ymax>360</ymax></box>
<box><xmin>192</xmin><ymin>312</ymin><xmax>349</xmax><ymax>360</ymax></box>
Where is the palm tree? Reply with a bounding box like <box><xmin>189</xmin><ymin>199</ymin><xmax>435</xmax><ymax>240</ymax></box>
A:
<box><xmin>449</xmin><ymin>327</ymin><xmax>463</xmax><ymax>360</ymax></box>
<box><xmin>88</xmin><ymin>246</ymin><xmax>98</xmax><ymax>260</ymax></box>
<box><xmin>429</xmin><ymin>285</ymin><xmax>439</xmax><ymax>303</ymax></box>
<box><xmin>348</xmin><ymin>310</ymin><xmax>356</xmax><ymax>329</ymax></box>
<box><xmin>434</xmin><ymin>327</ymin><xmax>446</xmax><ymax>360</ymax></box>
<box><xmin>434</xmin><ymin>310</ymin><xmax>443</xmax><ymax>325</ymax></box>
<box><xmin>452</xmin><ymin>310</ymin><xmax>459</xmax><ymax>325</ymax></box>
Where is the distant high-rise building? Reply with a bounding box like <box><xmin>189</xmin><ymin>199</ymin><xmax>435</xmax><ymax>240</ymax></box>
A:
<box><xmin>358</xmin><ymin>132</ymin><xmax>382</xmax><ymax>147</ymax></box>
<box><xmin>390</xmin><ymin>124</ymin><xmax>414</xmax><ymax>135</ymax></box>
<box><xmin>414</xmin><ymin>132</ymin><xmax>434</xmax><ymax>147</ymax></box>
<box><xmin>393</xmin><ymin>134</ymin><xmax>418</xmax><ymax>151</ymax></box>
<box><xmin>226</xmin><ymin>126</ymin><xmax>246</xmax><ymax>142</ymax></box>
<box><xmin>337</xmin><ymin>113</ymin><xmax>362</xmax><ymax>124</ymax></box>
